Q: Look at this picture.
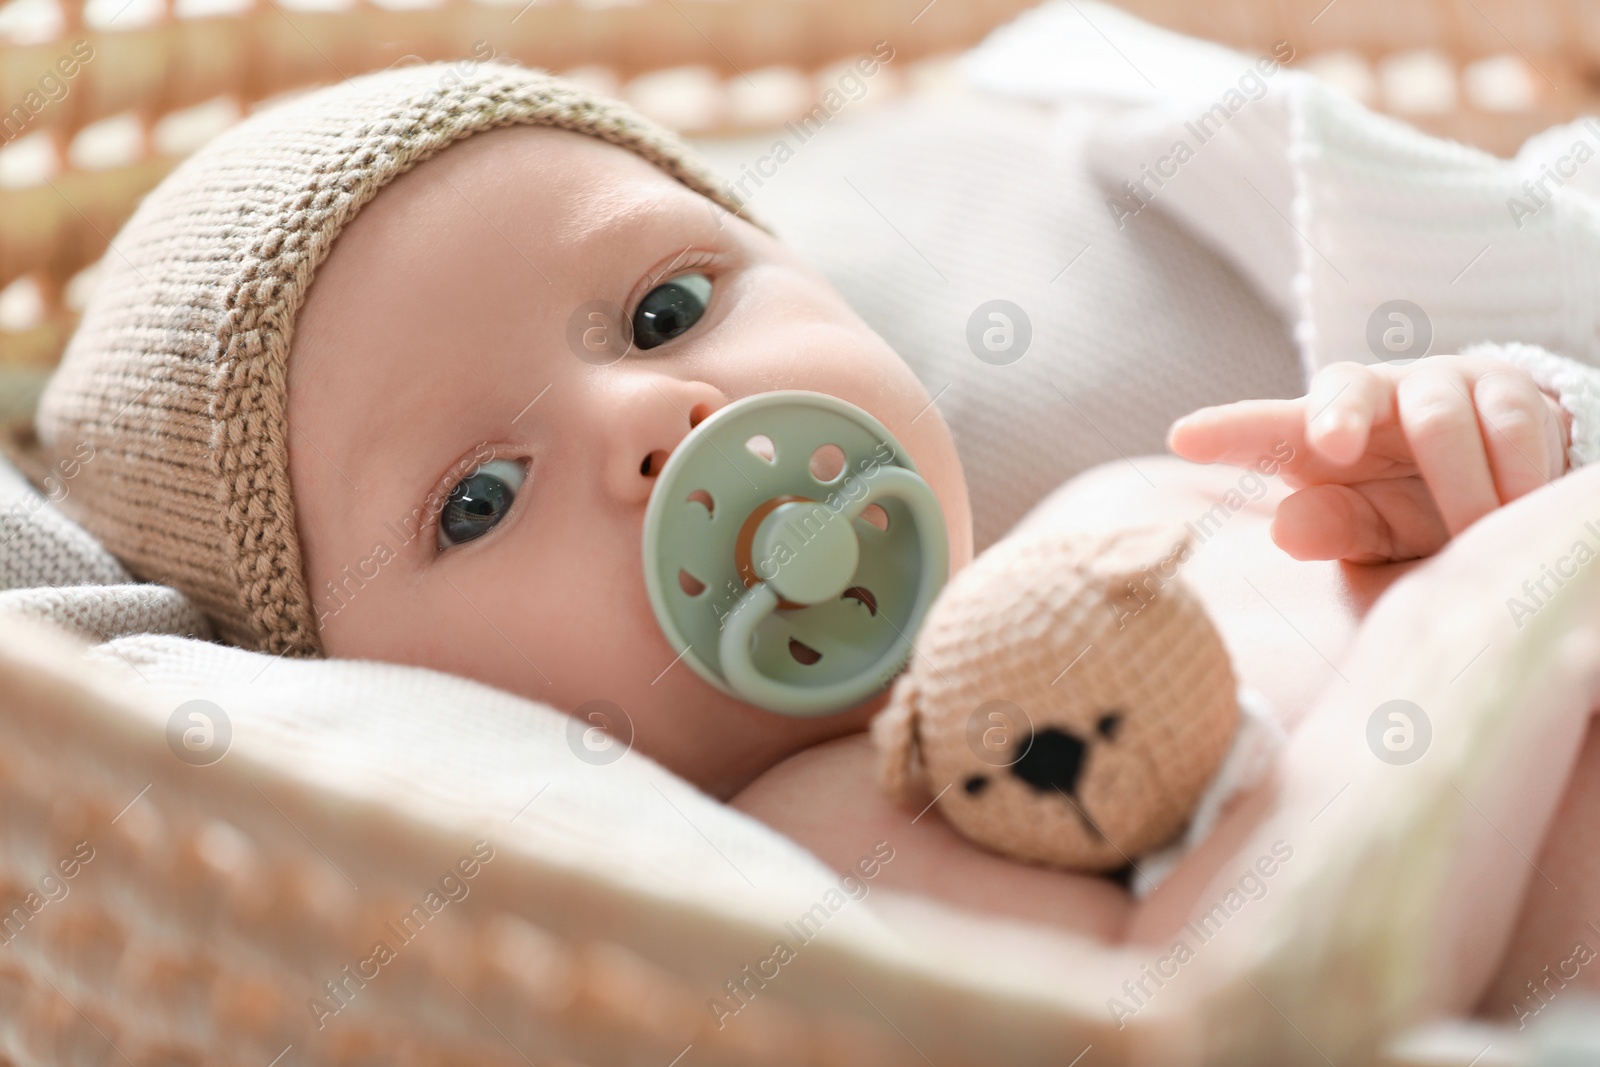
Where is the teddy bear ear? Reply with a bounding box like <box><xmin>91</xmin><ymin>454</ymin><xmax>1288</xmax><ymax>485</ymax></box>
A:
<box><xmin>1088</xmin><ymin>524</ymin><xmax>1194</xmax><ymax>583</ymax></box>
<box><xmin>873</xmin><ymin>674</ymin><xmax>927</xmax><ymax>808</ymax></box>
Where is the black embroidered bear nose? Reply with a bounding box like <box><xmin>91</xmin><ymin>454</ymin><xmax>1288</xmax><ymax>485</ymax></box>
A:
<box><xmin>1009</xmin><ymin>727</ymin><xmax>1088</xmax><ymax>796</ymax></box>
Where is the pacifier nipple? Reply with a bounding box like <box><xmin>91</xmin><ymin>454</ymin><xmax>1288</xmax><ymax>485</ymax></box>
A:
<box><xmin>641</xmin><ymin>391</ymin><xmax>949</xmax><ymax>717</ymax></box>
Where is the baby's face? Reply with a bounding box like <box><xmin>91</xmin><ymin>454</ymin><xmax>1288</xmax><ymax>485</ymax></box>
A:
<box><xmin>286</xmin><ymin>125</ymin><xmax>973</xmax><ymax>797</ymax></box>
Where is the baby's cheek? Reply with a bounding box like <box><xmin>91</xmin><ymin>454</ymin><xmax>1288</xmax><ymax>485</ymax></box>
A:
<box><xmin>513</xmin><ymin>571</ymin><xmax>671</xmax><ymax>707</ymax></box>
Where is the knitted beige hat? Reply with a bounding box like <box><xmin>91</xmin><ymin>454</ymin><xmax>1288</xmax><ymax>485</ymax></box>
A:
<box><xmin>35</xmin><ymin>62</ymin><xmax>748</xmax><ymax>657</ymax></box>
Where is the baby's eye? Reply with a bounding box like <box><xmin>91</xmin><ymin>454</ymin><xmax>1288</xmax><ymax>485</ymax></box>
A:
<box><xmin>632</xmin><ymin>271</ymin><xmax>713</xmax><ymax>350</ymax></box>
<box><xmin>437</xmin><ymin>458</ymin><xmax>527</xmax><ymax>550</ymax></box>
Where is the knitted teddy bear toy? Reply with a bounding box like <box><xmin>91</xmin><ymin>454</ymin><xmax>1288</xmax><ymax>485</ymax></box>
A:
<box><xmin>873</xmin><ymin>524</ymin><xmax>1242</xmax><ymax>872</ymax></box>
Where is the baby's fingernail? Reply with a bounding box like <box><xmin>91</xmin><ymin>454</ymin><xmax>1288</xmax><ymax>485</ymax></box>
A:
<box><xmin>1311</xmin><ymin>410</ymin><xmax>1354</xmax><ymax>439</ymax></box>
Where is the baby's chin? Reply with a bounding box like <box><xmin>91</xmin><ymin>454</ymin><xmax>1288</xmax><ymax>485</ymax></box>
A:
<box><xmin>636</xmin><ymin>683</ymin><xmax>887</xmax><ymax>798</ymax></box>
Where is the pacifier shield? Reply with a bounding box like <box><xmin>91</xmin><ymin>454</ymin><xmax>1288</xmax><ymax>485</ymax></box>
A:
<box><xmin>641</xmin><ymin>391</ymin><xmax>948</xmax><ymax>717</ymax></box>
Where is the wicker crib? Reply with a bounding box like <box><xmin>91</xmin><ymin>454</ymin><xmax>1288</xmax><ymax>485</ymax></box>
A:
<box><xmin>3</xmin><ymin>3</ymin><xmax>1600</xmax><ymax>1064</ymax></box>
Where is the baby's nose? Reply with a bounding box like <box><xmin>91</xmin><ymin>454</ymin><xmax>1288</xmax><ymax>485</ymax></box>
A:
<box><xmin>638</xmin><ymin>400</ymin><xmax>715</xmax><ymax>478</ymax></box>
<box><xmin>600</xmin><ymin>376</ymin><xmax>727</xmax><ymax>504</ymax></box>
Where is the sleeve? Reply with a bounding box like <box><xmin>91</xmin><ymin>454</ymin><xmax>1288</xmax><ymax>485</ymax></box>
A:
<box><xmin>1463</xmin><ymin>341</ymin><xmax>1600</xmax><ymax>471</ymax></box>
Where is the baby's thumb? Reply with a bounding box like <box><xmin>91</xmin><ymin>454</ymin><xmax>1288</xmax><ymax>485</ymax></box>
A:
<box><xmin>1273</xmin><ymin>481</ymin><xmax>1442</xmax><ymax>563</ymax></box>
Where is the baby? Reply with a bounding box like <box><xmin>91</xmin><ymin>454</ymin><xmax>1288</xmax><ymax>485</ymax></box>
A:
<box><xmin>31</xmin><ymin>61</ymin><xmax>1595</xmax><ymax>1021</ymax></box>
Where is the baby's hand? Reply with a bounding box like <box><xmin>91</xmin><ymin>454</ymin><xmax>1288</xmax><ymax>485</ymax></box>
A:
<box><xmin>1168</xmin><ymin>357</ymin><xmax>1572</xmax><ymax>562</ymax></box>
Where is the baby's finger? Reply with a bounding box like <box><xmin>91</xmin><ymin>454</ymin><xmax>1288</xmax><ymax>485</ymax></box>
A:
<box><xmin>1304</xmin><ymin>362</ymin><xmax>1389</xmax><ymax>466</ymax></box>
<box><xmin>1272</xmin><ymin>479</ymin><xmax>1448</xmax><ymax>562</ymax></box>
<box><xmin>1272</xmin><ymin>484</ymin><xmax>1393</xmax><ymax>561</ymax></box>
<box><xmin>1168</xmin><ymin>399</ymin><xmax>1307</xmax><ymax>466</ymax></box>
<box><xmin>1395</xmin><ymin>367</ymin><xmax>1500</xmax><ymax>535</ymax></box>
<box><xmin>1472</xmin><ymin>369</ymin><xmax>1559</xmax><ymax>503</ymax></box>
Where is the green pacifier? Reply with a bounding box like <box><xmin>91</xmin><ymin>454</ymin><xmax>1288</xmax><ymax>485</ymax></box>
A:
<box><xmin>641</xmin><ymin>391</ymin><xmax>949</xmax><ymax>717</ymax></box>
